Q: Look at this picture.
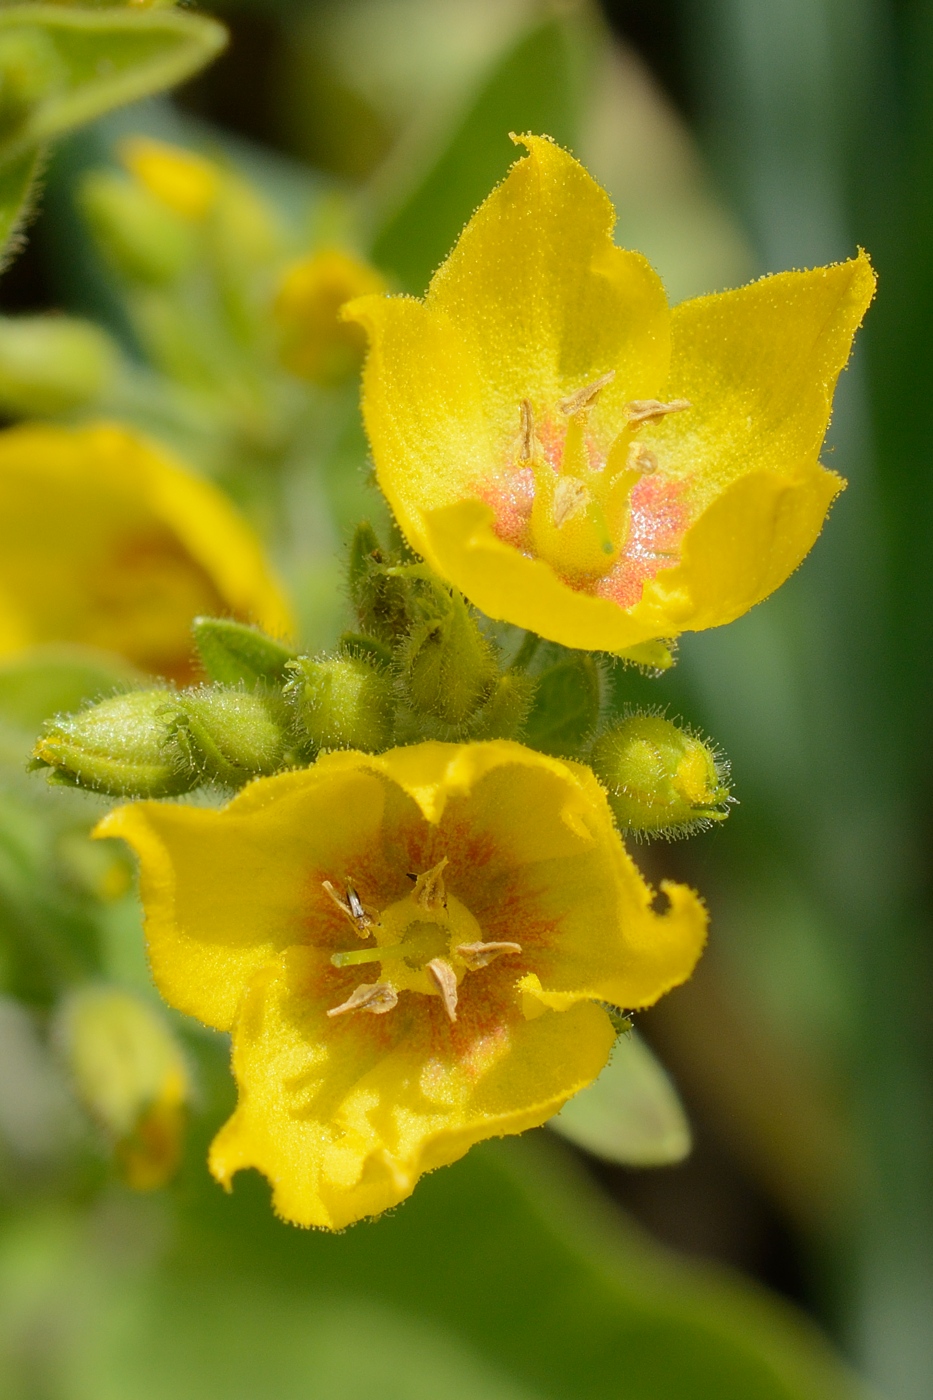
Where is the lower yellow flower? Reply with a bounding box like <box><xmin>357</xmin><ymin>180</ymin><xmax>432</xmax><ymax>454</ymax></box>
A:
<box><xmin>97</xmin><ymin>740</ymin><xmax>707</xmax><ymax>1229</ymax></box>
<box><xmin>0</xmin><ymin>422</ymin><xmax>292</xmax><ymax>680</ymax></box>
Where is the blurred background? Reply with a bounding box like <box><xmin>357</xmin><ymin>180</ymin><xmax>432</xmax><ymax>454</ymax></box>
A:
<box><xmin>0</xmin><ymin>0</ymin><xmax>930</xmax><ymax>1397</ymax></box>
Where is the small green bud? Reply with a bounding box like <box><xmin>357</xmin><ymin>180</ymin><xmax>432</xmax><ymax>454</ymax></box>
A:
<box><xmin>80</xmin><ymin>170</ymin><xmax>197</xmax><ymax>284</ymax></box>
<box><xmin>0</xmin><ymin>315</ymin><xmax>118</xmax><ymax>417</ymax></box>
<box><xmin>470</xmin><ymin>670</ymin><xmax>537</xmax><ymax>740</ymax></box>
<box><xmin>192</xmin><ymin>617</ymin><xmax>296</xmax><ymax>689</ymax></box>
<box><xmin>287</xmin><ymin>655</ymin><xmax>394</xmax><ymax>754</ymax></box>
<box><xmin>591</xmin><ymin>715</ymin><xmax>731</xmax><ymax>837</ymax></box>
<box><xmin>347</xmin><ymin>522</ymin><xmax>411</xmax><ymax>644</ymax></box>
<box><xmin>54</xmin><ymin>986</ymin><xmax>189</xmax><ymax>1191</ymax></box>
<box><xmin>33</xmin><ymin>689</ymin><xmax>195</xmax><ymax>798</ymax></box>
<box><xmin>179</xmin><ymin>686</ymin><xmax>286</xmax><ymax>787</ymax></box>
<box><xmin>401</xmin><ymin>588</ymin><xmax>496</xmax><ymax>727</ymax></box>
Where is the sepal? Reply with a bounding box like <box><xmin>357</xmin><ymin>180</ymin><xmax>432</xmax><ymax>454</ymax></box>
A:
<box><xmin>192</xmin><ymin>617</ymin><xmax>296</xmax><ymax>689</ymax></box>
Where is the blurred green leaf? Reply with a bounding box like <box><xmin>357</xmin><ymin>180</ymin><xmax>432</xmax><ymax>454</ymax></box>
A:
<box><xmin>371</xmin><ymin>16</ymin><xmax>585</xmax><ymax>293</ymax></box>
<box><xmin>550</xmin><ymin>1030</ymin><xmax>692</xmax><ymax>1167</ymax></box>
<box><xmin>0</xmin><ymin>1132</ymin><xmax>868</xmax><ymax>1399</ymax></box>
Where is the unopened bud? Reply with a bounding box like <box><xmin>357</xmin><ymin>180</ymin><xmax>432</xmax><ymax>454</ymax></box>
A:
<box><xmin>192</xmin><ymin>617</ymin><xmax>296</xmax><ymax>689</ymax></box>
<box><xmin>32</xmin><ymin>689</ymin><xmax>195</xmax><ymax>798</ymax></box>
<box><xmin>275</xmin><ymin>248</ymin><xmax>385</xmax><ymax>385</ymax></box>
<box><xmin>470</xmin><ymin>670</ymin><xmax>537</xmax><ymax>740</ymax></box>
<box><xmin>0</xmin><ymin>315</ymin><xmax>118</xmax><ymax>416</ymax></box>
<box><xmin>402</xmin><ymin>588</ymin><xmax>497</xmax><ymax>727</ymax></box>
<box><xmin>591</xmin><ymin>715</ymin><xmax>730</xmax><ymax>837</ymax></box>
<box><xmin>80</xmin><ymin>170</ymin><xmax>197</xmax><ymax>284</ymax></box>
<box><xmin>54</xmin><ymin>986</ymin><xmax>189</xmax><ymax>1191</ymax></box>
<box><xmin>179</xmin><ymin>686</ymin><xmax>286</xmax><ymax>787</ymax></box>
<box><xmin>287</xmin><ymin>655</ymin><xmax>394</xmax><ymax>754</ymax></box>
<box><xmin>347</xmin><ymin>522</ymin><xmax>411</xmax><ymax>645</ymax></box>
<box><xmin>119</xmin><ymin>136</ymin><xmax>220</xmax><ymax>222</ymax></box>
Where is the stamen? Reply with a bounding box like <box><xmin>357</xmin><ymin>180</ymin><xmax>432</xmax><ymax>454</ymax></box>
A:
<box><xmin>519</xmin><ymin>399</ymin><xmax>535</xmax><ymax>461</ymax></box>
<box><xmin>625</xmin><ymin>442</ymin><xmax>658</xmax><ymax>473</ymax></box>
<box><xmin>327</xmin><ymin>982</ymin><xmax>398</xmax><ymax>1017</ymax></box>
<box><xmin>456</xmin><ymin>941</ymin><xmax>522</xmax><ymax>970</ymax></box>
<box><xmin>322</xmin><ymin>878</ymin><xmax>377</xmax><ymax>934</ymax></box>
<box><xmin>559</xmin><ymin>371</ymin><xmax>615</xmax><ymax>416</ymax></box>
<box><xmin>412</xmin><ymin>857</ymin><xmax>448</xmax><ymax>912</ymax></box>
<box><xmin>426</xmin><ymin>958</ymin><xmax>458</xmax><ymax>1022</ymax></box>
<box><xmin>624</xmin><ymin>398</ymin><xmax>690</xmax><ymax>426</ymax></box>
<box><xmin>552</xmin><ymin>476</ymin><xmax>589</xmax><ymax>528</ymax></box>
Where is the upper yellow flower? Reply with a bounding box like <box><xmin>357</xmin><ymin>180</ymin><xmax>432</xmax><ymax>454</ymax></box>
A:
<box><xmin>346</xmin><ymin>135</ymin><xmax>875</xmax><ymax>654</ymax></box>
<box><xmin>98</xmin><ymin>740</ymin><xmax>707</xmax><ymax>1228</ymax></box>
<box><xmin>0</xmin><ymin>422</ymin><xmax>292</xmax><ymax>681</ymax></box>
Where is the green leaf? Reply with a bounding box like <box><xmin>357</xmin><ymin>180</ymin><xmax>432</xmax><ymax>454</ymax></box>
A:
<box><xmin>550</xmin><ymin>1030</ymin><xmax>692</xmax><ymax>1166</ymax></box>
<box><xmin>0</xmin><ymin>5</ymin><xmax>227</xmax><ymax>169</ymax></box>
<box><xmin>191</xmin><ymin>618</ymin><xmax>297</xmax><ymax>690</ymax></box>
<box><xmin>523</xmin><ymin>651</ymin><xmax>603</xmax><ymax>756</ymax></box>
<box><xmin>0</xmin><ymin>143</ymin><xmax>42</xmax><ymax>266</ymax></box>
<box><xmin>371</xmin><ymin>16</ymin><xmax>586</xmax><ymax>293</ymax></box>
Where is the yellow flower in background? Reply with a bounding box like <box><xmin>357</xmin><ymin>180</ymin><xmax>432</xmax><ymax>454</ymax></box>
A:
<box><xmin>99</xmin><ymin>740</ymin><xmax>707</xmax><ymax>1229</ymax></box>
<box><xmin>120</xmin><ymin>135</ymin><xmax>221</xmax><ymax>222</ymax></box>
<box><xmin>0</xmin><ymin>423</ymin><xmax>292</xmax><ymax>681</ymax></box>
<box><xmin>346</xmin><ymin>134</ymin><xmax>875</xmax><ymax>655</ymax></box>
<box><xmin>274</xmin><ymin>248</ymin><xmax>387</xmax><ymax>386</ymax></box>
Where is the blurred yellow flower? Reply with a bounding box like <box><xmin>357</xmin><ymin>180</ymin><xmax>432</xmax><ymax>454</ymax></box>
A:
<box><xmin>120</xmin><ymin>135</ymin><xmax>220</xmax><ymax>221</ymax></box>
<box><xmin>98</xmin><ymin>739</ymin><xmax>707</xmax><ymax>1228</ymax></box>
<box><xmin>274</xmin><ymin>248</ymin><xmax>386</xmax><ymax>385</ymax></box>
<box><xmin>0</xmin><ymin>422</ymin><xmax>292</xmax><ymax>681</ymax></box>
<box><xmin>346</xmin><ymin>135</ymin><xmax>875</xmax><ymax>654</ymax></box>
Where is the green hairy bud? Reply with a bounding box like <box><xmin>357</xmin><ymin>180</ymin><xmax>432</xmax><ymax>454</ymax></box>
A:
<box><xmin>401</xmin><ymin>586</ymin><xmax>496</xmax><ymax>728</ymax></box>
<box><xmin>287</xmin><ymin>655</ymin><xmax>394</xmax><ymax>754</ymax></box>
<box><xmin>32</xmin><ymin>689</ymin><xmax>194</xmax><ymax>798</ymax></box>
<box><xmin>179</xmin><ymin>686</ymin><xmax>287</xmax><ymax>787</ymax></box>
<box><xmin>0</xmin><ymin>315</ymin><xmax>117</xmax><ymax>416</ymax></box>
<box><xmin>590</xmin><ymin>714</ymin><xmax>731</xmax><ymax>838</ymax></box>
<box><xmin>469</xmin><ymin>670</ymin><xmax>537</xmax><ymax>740</ymax></box>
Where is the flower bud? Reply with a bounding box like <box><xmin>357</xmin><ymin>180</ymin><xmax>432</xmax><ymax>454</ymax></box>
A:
<box><xmin>192</xmin><ymin>617</ymin><xmax>296</xmax><ymax>689</ymax></box>
<box><xmin>119</xmin><ymin>136</ymin><xmax>220</xmax><ymax>223</ymax></box>
<box><xmin>347</xmin><ymin>522</ymin><xmax>411</xmax><ymax>645</ymax></box>
<box><xmin>470</xmin><ymin>670</ymin><xmax>537</xmax><ymax>740</ymax></box>
<box><xmin>80</xmin><ymin>170</ymin><xmax>197</xmax><ymax>284</ymax></box>
<box><xmin>179</xmin><ymin>686</ymin><xmax>287</xmax><ymax>787</ymax></box>
<box><xmin>54</xmin><ymin>986</ymin><xmax>189</xmax><ymax>1191</ymax></box>
<box><xmin>32</xmin><ymin>689</ymin><xmax>195</xmax><ymax>798</ymax></box>
<box><xmin>590</xmin><ymin>715</ymin><xmax>731</xmax><ymax>837</ymax></box>
<box><xmin>401</xmin><ymin>588</ymin><xmax>497</xmax><ymax>728</ymax></box>
<box><xmin>287</xmin><ymin>655</ymin><xmax>394</xmax><ymax>754</ymax></box>
<box><xmin>275</xmin><ymin>248</ymin><xmax>385</xmax><ymax>385</ymax></box>
<box><xmin>0</xmin><ymin>315</ymin><xmax>118</xmax><ymax>417</ymax></box>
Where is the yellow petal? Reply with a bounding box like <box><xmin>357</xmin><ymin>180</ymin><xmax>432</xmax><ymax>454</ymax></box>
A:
<box><xmin>0</xmin><ymin>423</ymin><xmax>292</xmax><ymax>679</ymax></box>
<box><xmin>209</xmin><ymin>946</ymin><xmax>615</xmax><ymax>1229</ymax></box>
<box><xmin>95</xmin><ymin>762</ymin><xmax>393</xmax><ymax>1031</ymax></box>
<box><xmin>651</xmin><ymin>252</ymin><xmax>876</xmax><ymax>508</ymax></box>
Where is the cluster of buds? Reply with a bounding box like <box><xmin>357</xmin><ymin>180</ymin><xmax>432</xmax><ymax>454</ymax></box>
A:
<box><xmin>30</xmin><ymin>523</ymin><xmax>730</xmax><ymax>840</ymax></box>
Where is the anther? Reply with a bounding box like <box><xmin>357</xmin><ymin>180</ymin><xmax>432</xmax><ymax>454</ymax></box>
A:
<box><xmin>552</xmin><ymin>477</ymin><xmax>589</xmax><ymax>528</ymax></box>
<box><xmin>559</xmin><ymin>371</ymin><xmax>615</xmax><ymax>416</ymax></box>
<box><xmin>426</xmin><ymin>958</ymin><xmax>458</xmax><ymax>1022</ymax></box>
<box><xmin>456</xmin><ymin>941</ymin><xmax>522</xmax><ymax>970</ymax></box>
<box><xmin>625</xmin><ymin>442</ymin><xmax>658</xmax><ymax>473</ymax></box>
<box><xmin>327</xmin><ymin>982</ymin><xmax>398</xmax><ymax>1017</ymax></box>
<box><xmin>322</xmin><ymin>879</ymin><xmax>376</xmax><ymax>934</ymax></box>
<box><xmin>412</xmin><ymin>857</ymin><xmax>448</xmax><ymax>912</ymax></box>
<box><xmin>519</xmin><ymin>399</ymin><xmax>535</xmax><ymax>461</ymax></box>
<box><xmin>623</xmin><ymin>398</ymin><xmax>690</xmax><ymax>426</ymax></box>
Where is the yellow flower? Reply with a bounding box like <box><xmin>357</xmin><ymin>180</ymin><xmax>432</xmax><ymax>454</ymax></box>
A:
<box><xmin>119</xmin><ymin>135</ymin><xmax>221</xmax><ymax>222</ymax></box>
<box><xmin>274</xmin><ymin>248</ymin><xmax>387</xmax><ymax>386</ymax></box>
<box><xmin>98</xmin><ymin>740</ymin><xmax>706</xmax><ymax>1228</ymax></box>
<box><xmin>345</xmin><ymin>135</ymin><xmax>875</xmax><ymax>654</ymax></box>
<box><xmin>0</xmin><ymin>422</ymin><xmax>292</xmax><ymax>681</ymax></box>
